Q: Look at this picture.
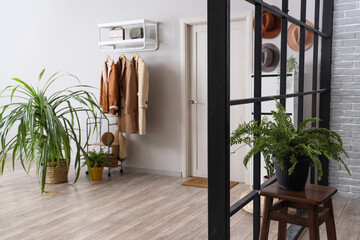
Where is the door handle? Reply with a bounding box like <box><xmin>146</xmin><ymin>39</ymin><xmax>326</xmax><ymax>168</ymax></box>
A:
<box><xmin>190</xmin><ymin>100</ymin><xmax>198</xmax><ymax>104</ymax></box>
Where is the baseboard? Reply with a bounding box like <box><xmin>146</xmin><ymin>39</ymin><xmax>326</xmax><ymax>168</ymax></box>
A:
<box><xmin>123</xmin><ymin>166</ymin><xmax>182</xmax><ymax>177</ymax></box>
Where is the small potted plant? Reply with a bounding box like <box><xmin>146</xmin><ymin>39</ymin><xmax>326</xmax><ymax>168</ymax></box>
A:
<box><xmin>85</xmin><ymin>149</ymin><xmax>110</xmax><ymax>181</ymax></box>
<box><xmin>230</xmin><ymin>99</ymin><xmax>350</xmax><ymax>191</ymax></box>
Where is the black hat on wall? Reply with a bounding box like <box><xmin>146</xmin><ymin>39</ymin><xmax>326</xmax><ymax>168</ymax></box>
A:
<box><xmin>261</xmin><ymin>43</ymin><xmax>280</xmax><ymax>72</ymax></box>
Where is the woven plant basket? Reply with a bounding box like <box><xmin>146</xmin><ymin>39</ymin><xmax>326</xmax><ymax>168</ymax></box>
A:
<box><xmin>107</xmin><ymin>154</ymin><xmax>119</xmax><ymax>167</ymax></box>
<box><xmin>45</xmin><ymin>160</ymin><xmax>68</xmax><ymax>184</ymax></box>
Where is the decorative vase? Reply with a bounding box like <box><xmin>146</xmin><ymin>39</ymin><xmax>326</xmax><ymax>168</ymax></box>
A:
<box><xmin>45</xmin><ymin>160</ymin><xmax>68</xmax><ymax>184</ymax></box>
<box><xmin>273</xmin><ymin>157</ymin><xmax>310</xmax><ymax>191</ymax></box>
<box><xmin>91</xmin><ymin>167</ymin><xmax>104</xmax><ymax>181</ymax></box>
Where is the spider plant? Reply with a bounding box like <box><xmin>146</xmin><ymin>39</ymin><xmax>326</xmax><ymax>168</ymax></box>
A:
<box><xmin>0</xmin><ymin>69</ymin><xmax>101</xmax><ymax>193</ymax></box>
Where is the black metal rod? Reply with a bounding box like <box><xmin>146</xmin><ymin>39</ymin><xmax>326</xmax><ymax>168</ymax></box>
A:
<box><xmin>261</xmin><ymin>175</ymin><xmax>278</xmax><ymax>189</ymax></box>
<box><xmin>252</xmin><ymin>73</ymin><xmax>293</xmax><ymax>78</ymax></box>
<box><xmin>280</xmin><ymin>0</ymin><xmax>289</xmax><ymax>107</ymax></box>
<box><xmin>253</xmin><ymin>2</ymin><xmax>263</xmax><ymax>239</ymax></box>
<box><xmin>312</xmin><ymin>0</ymin><xmax>320</xmax><ymax>122</ymax></box>
<box><xmin>244</xmin><ymin>0</ymin><xmax>329</xmax><ymax>38</ymax></box>
<box><xmin>230</xmin><ymin>89</ymin><xmax>328</xmax><ymax>106</ymax></box>
<box><xmin>286</xmin><ymin>223</ymin><xmax>306</xmax><ymax>239</ymax></box>
<box><xmin>252</xmin><ymin>112</ymin><xmax>292</xmax><ymax>116</ymax></box>
<box><xmin>310</xmin><ymin>0</ymin><xmax>321</xmax><ymax>184</ymax></box>
<box><xmin>297</xmin><ymin>0</ymin><xmax>306</xmax><ymax>125</ymax></box>
<box><xmin>207</xmin><ymin>0</ymin><xmax>231</xmax><ymax>238</ymax></box>
<box><xmin>230</xmin><ymin>190</ymin><xmax>258</xmax><ymax>217</ymax></box>
<box><xmin>319</xmin><ymin>0</ymin><xmax>334</xmax><ymax>186</ymax></box>
<box><xmin>230</xmin><ymin>176</ymin><xmax>277</xmax><ymax>217</ymax></box>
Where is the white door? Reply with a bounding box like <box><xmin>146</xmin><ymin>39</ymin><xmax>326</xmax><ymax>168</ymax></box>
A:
<box><xmin>189</xmin><ymin>17</ymin><xmax>252</xmax><ymax>183</ymax></box>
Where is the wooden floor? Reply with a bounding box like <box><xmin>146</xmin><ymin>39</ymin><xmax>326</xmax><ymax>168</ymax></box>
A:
<box><xmin>0</xmin><ymin>166</ymin><xmax>359</xmax><ymax>240</ymax></box>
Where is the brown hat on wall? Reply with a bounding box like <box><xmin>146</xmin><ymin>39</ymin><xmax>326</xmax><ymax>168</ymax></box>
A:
<box><xmin>253</xmin><ymin>6</ymin><xmax>281</xmax><ymax>39</ymax></box>
<box><xmin>262</xmin><ymin>43</ymin><xmax>280</xmax><ymax>72</ymax></box>
<box><xmin>287</xmin><ymin>20</ymin><xmax>314</xmax><ymax>51</ymax></box>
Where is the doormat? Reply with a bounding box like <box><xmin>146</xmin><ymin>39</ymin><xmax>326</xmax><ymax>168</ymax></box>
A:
<box><xmin>181</xmin><ymin>177</ymin><xmax>239</xmax><ymax>189</ymax></box>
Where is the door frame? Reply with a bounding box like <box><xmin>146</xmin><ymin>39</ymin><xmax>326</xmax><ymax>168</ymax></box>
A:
<box><xmin>180</xmin><ymin>11</ymin><xmax>253</xmax><ymax>177</ymax></box>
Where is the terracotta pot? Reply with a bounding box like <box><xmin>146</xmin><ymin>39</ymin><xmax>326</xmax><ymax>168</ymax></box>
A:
<box><xmin>91</xmin><ymin>167</ymin><xmax>104</xmax><ymax>181</ymax></box>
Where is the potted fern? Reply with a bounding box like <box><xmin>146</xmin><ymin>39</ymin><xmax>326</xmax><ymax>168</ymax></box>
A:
<box><xmin>230</xmin><ymin>99</ymin><xmax>350</xmax><ymax>190</ymax></box>
<box><xmin>84</xmin><ymin>149</ymin><xmax>110</xmax><ymax>181</ymax></box>
<box><xmin>0</xmin><ymin>69</ymin><xmax>100</xmax><ymax>193</ymax></box>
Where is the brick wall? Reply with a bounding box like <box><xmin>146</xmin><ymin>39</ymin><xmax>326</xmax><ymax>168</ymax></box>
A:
<box><xmin>330</xmin><ymin>0</ymin><xmax>360</xmax><ymax>198</ymax></box>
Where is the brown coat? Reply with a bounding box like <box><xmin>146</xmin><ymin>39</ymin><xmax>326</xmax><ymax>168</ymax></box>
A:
<box><xmin>117</xmin><ymin>56</ymin><xmax>138</xmax><ymax>133</ymax></box>
<box><xmin>100</xmin><ymin>59</ymin><xmax>119</xmax><ymax>115</ymax></box>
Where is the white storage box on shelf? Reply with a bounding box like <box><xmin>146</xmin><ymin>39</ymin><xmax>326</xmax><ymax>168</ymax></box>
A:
<box><xmin>98</xmin><ymin>19</ymin><xmax>158</xmax><ymax>52</ymax></box>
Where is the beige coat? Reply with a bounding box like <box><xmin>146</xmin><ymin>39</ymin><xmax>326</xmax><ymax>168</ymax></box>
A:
<box><xmin>116</xmin><ymin>56</ymin><xmax>138</xmax><ymax>134</ymax></box>
<box><xmin>111</xmin><ymin>129</ymin><xmax>127</xmax><ymax>161</ymax></box>
<box><xmin>100</xmin><ymin>59</ymin><xmax>119</xmax><ymax>115</ymax></box>
<box><xmin>133</xmin><ymin>55</ymin><xmax>149</xmax><ymax>135</ymax></box>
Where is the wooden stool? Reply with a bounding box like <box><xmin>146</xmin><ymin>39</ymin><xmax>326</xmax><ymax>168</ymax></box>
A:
<box><xmin>259</xmin><ymin>183</ymin><xmax>337</xmax><ymax>240</ymax></box>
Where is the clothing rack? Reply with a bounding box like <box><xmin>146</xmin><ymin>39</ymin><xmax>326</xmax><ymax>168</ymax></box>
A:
<box><xmin>86</xmin><ymin>115</ymin><xmax>123</xmax><ymax>177</ymax></box>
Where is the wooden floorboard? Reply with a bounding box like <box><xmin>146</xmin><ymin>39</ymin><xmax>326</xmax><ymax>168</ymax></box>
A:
<box><xmin>0</xmin><ymin>165</ymin><xmax>359</xmax><ymax>239</ymax></box>
<box><xmin>0</xmin><ymin>164</ymin><xmax>251</xmax><ymax>240</ymax></box>
<box><xmin>298</xmin><ymin>195</ymin><xmax>360</xmax><ymax>240</ymax></box>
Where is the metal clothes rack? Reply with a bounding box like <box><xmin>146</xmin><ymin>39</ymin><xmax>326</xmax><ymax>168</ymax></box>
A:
<box><xmin>86</xmin><ymin>115</ymin><xmax>123</xmax><ymax>177</ymax></box>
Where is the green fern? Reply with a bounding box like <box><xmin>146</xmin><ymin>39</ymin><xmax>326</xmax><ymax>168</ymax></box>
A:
<box><xmin>230</xmin><ymin>99</ymin><xmax>351</xmax><ymax>180</ymax></box>
<box><xmin>84</xmin><ymin>149</ymin><xmax>110</xmax><ymax>168</ymax></box>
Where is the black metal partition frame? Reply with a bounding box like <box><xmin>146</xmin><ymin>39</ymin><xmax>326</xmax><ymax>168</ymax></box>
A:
<box><xmin>207</xmin><ymin>0</ymin><xmax>334</xmax><ymax>239</ymax></box>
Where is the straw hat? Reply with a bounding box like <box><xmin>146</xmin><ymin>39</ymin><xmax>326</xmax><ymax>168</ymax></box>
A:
<box><xmin>253</xmin><ymin>6</ymin><xmax>281</xmax><ymax>39</ymax></box>
<box><xmin>262</xmin><ymin>43</ymin><xmax>280</xmax><ymax>72</ymax></box>
<box><xmin>287</xmin><ymin>20</ymin><xmax>314</xmax><ymax>51</ymax></box>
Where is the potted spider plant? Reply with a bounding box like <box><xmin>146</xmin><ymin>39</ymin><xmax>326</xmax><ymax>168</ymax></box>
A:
<box><xmin>0</xmin><ymin>69</ymin><xmax>101</xmax><ymax>193</ymax></box>
<box><xmin>84</xmin><ymin>149</ymin><xmax>110</xmax><ymax>181</ymax></box>
<box><xmin>230</xmin><ymin>99</ymin><xmax>350</xmax><ymax>191</ymax></box>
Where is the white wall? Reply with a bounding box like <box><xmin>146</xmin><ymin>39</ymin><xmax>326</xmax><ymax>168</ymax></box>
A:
<box><xmin>0</xmin><ymin>0</ymin><xmax>318</xmax><ymax>178</ymax></box>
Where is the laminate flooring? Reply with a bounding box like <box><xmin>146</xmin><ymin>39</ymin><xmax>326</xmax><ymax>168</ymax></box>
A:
<box><xmin>0</xmin><ymin>165</ymin><xmax>359</xmax><ymax>240</ymax></box>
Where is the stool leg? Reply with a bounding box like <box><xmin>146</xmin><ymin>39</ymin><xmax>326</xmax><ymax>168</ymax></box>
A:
<box><xmin>260</xmin><ymin>196</ymin><xmax>273</xmax><ymax>240</ymax></box>
<box><xmin>277</xmin><ymin>203</ymin><xmax>288</xmax><ymax>240</ymax></box>
<box><xmin>308</xmin><ymin>205</ymin><xmax>320</xmax><ymax>240</ymax></box>
<box><xmin>324</xmin><ymin>199</ymin><xmax>337</xmax><ymax>240</ymax></box>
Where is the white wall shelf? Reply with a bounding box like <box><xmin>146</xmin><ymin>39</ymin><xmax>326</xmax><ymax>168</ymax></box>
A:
<box><xmin>98</xmin><ymin>19</ymin><xmax>158</xmax><ymax>52</ymax></box>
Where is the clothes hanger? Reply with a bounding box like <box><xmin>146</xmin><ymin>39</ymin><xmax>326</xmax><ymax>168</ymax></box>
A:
<box><xmin>133</xmin><ymin>52</ymin><xmax>138</xmax><ymax>59</ymax></box>
<box><xmin>106</xmin><ymin>54</ymin><xmax>111</xmax><ymax>61</ymax></box>
<box><xmin>120</xmin><ymin>53</ymin><xmax>124</xmax><ymax>59</ymax></box>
